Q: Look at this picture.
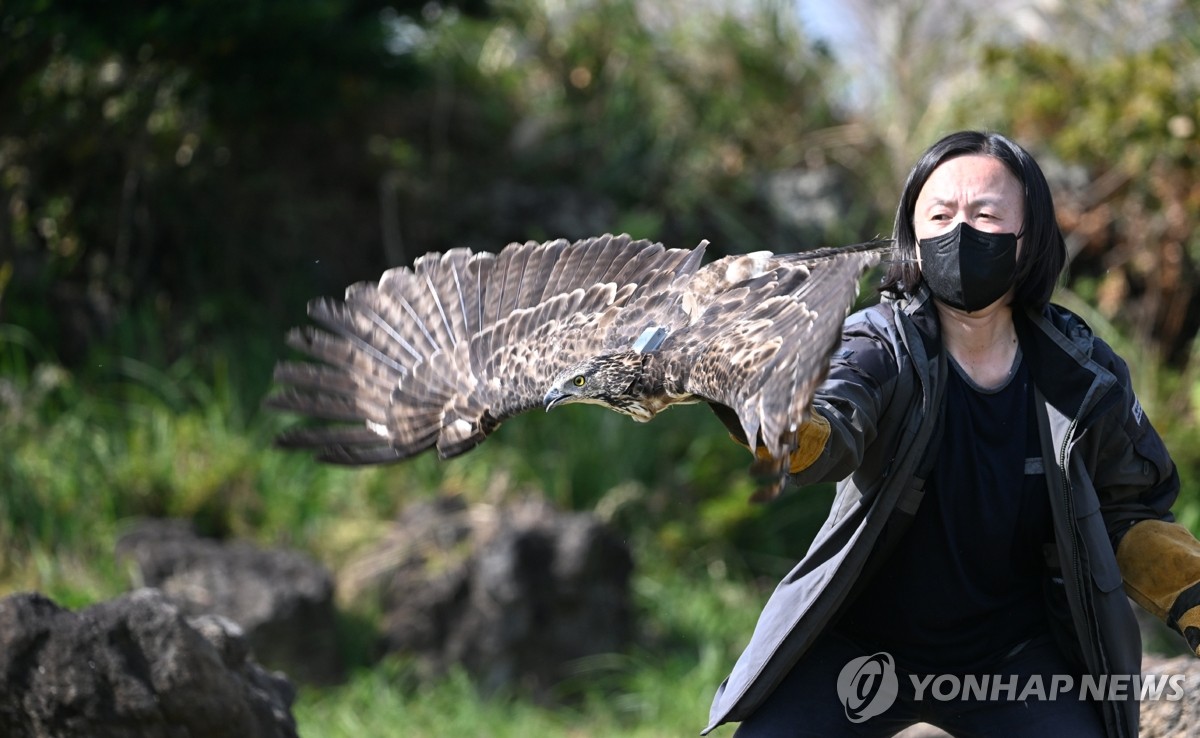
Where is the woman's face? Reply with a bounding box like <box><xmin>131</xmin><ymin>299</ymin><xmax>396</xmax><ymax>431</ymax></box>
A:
<box><xmin>913</xmin><ymin>154</ymin><xmax>1025</xmax><ymax>248</ymax></box>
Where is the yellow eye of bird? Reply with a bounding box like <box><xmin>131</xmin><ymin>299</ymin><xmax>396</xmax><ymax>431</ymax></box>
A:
<box><xmin>573</xmin><ymin>376</ymin><xmax>586</xmax><ymax>387</ymax></box>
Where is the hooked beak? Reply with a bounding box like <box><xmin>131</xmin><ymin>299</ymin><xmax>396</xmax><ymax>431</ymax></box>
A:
<box><xmin>544</xmin><ymin>388</ymin><xmax>571</xmax><ymax>412</ymax></box>
<box><xmin>543</xmin><ymin>388</ymin><xmax>570</xmax><ymax>412</ymax></box>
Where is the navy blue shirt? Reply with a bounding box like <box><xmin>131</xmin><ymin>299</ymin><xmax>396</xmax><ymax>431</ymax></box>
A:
<box><xmin>838</xmin><ymin>349</ymin><xmax>1054</xmax><ymax>673</ymax></box>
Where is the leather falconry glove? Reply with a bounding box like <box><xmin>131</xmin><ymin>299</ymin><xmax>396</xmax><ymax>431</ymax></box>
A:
<box><xmin>1117</xmin><ymin>519</ymin><xmax>1200</xmax><ymax>656</ymax></box>
<box><xmin>715</xmin><ymin>405</ymin><xmax>831</xmax><ymax>475</ymax></box>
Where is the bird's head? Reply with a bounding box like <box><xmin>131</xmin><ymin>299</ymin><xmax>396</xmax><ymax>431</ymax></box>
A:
<box><xmin>543</xmin><ymin>351</ymin><xmax>646</xmax><ymax>418</ymax></box>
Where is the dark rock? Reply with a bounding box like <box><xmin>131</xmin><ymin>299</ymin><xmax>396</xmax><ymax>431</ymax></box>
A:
<box><xmin>343</xmin><ymin>495</ymin><xmax>633</xmax><ymax>697</ymax></box>
<box><xmin>115</xmin><ymin>519</ymin><xmax>343</xmax><ymax>685</ymax></box>
<box><xmin>0</xmin><ymin>588</ymin><xmax>296</xmax><ymax>738</ymax></box>
<box><xmin>1139</xmin><ymin>652</ymin><xmax>1200</xmax><ymax>737</ymax></box>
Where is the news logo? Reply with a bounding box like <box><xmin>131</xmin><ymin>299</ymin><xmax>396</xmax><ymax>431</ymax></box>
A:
<box><xmin>836</xmin><ymin>652</ymin><xmax>899</xmax><ymax>723</ymax></box>
<box><xmin>834</xmin><ymin>650</ymin><xmax>1186</xmax><ymax>724</ymax></box>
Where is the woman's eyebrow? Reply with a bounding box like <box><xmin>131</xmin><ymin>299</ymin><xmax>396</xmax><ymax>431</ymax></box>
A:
<box><xmin>923</xmin><ymin>195</ymin><xmax>1010</xmax><ymax>208</ymax></box>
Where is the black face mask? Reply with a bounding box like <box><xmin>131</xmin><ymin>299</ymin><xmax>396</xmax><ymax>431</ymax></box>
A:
<box><xmin>918</xmin><ymin>222</ymin><xmax>1018</xmax><ymax>312</ymax></box>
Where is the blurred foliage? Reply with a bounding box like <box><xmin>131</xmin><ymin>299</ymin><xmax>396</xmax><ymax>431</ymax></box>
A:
<box><xmin>7</xmin><ymin>2</ymin><xmax>1200</xmax><ymax>731</ymax></box>
<box><xmin>455</xmin><ymin>0</ymin><xmax>853</xmax><ymax>240</ymax></box>
<box><xmin>0</xmin><ymin>0</ymin><xmax>483</xmax><ymax>367</ymax></box>
<box><xmin>1</xmin><ymin>0</ymin><xmax>872</xmax><ymax>588</ymax></box>
<box><xmin>0</xmin><ymin>0</ymin><xmax>864</xmax><ymax>373</ymax></box>
<box><xmin>971</xmin><ymin>0</ymin><xmax>1200</xmax><ymax>366</ymax></box>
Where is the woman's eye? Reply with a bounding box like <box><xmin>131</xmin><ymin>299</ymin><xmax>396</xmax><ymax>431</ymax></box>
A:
<box><xmin>573</xmin><ymin>376</ymin><xmax>586</xmax><ymax>387</ymax></box>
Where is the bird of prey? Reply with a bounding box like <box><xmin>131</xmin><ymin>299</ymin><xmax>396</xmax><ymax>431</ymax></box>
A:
<box><xmin>267</xmin><ymin>234</ymin><xmax>889</xmax><ymax>500</ymax></box>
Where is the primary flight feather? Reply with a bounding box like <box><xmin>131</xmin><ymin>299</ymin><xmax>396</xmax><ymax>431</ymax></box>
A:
<box><xmin>267</xmin><ymin>233</ymin><xmax>889</xmax><ymax>499</ymax></box>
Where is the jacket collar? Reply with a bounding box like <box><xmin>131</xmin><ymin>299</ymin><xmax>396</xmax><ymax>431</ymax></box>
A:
<box><xmin>885</xmin><ymin>284</ymin><xmax>942</xmax><ymax>360</ymax></box>
<box><xmin>1015</xmin><ymin>304</ymin><xmax>1119</xmax><ymax>426</ymax></box>
<box><xmin>887</xmin><ymin>287</ymin><xmax>1119</xmax><ymax>425</ymax></box>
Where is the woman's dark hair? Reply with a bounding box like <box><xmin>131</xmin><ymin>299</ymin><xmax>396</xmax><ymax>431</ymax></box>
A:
<box><xmin>880</xmin><ymin>130</ymin><xmax>1067</xmax><ymax>310</ymax></box>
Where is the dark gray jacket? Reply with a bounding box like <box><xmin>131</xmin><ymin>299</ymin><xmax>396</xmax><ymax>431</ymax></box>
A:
<box><xmin>705</xmin><ymin>288</ymin><xmax>1179</xmax><ymax>737</ymax></box>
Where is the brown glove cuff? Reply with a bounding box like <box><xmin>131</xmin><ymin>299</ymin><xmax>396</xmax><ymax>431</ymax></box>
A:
<box><xmin>730</xmin><ymin>412</ymin><xmax>831</xmax><ymax>477</ymax></box>
<box><xmin>785</xmin><ymin>411</ymin><xmax>831</xmax><ymax>473</ymax></box>
<box><xmin>737</xmin><ymin>411</ymin><xmax>831</xmax><ymax>473</ymax></box>
<box><xmin>1117</xmin><ymin>519</ymin><xmax>1200</xmax><ymax>654</ymax></box>
<box><xmin>1168</xmin><ymin>583</ymin><xmax>1200</xmax><ymax>655</ymax></box>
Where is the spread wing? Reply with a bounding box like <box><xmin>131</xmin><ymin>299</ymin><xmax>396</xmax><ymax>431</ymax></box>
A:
<box><xmin>266</xmin><ymin>234</ymin><xmax>705</xmax><ymax>463</ymax></box>
<box><xmin>657</xmin><ymin>240</ymin><xmax>889</xmax><ymax>482</ymax></box>
<box><xmin>267</xmin><ymin>232</ymin><xmax>890</xmax><ymax>496</ymax></box>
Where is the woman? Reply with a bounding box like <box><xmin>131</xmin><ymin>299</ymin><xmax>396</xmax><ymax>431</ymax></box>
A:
<box><xmin>705</xmin><ymin>131</ymin><xmax>1196</xmax><ymax>737</ymax></box>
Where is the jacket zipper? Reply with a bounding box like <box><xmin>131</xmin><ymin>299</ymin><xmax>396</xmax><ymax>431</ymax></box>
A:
<box><xmin>1059</xmin><ymin>417</ymin><xmax>1079</xmax><ymax>560</ymax></box>
<box><xmin>1059</xmin><ymin>417</ymin><xmax>1086</xmax><ymax>624</ymax></box>
<box><xmin>1059</xmin><ymin>415</ymin><xmax>1126</xmax><ymax>738</ymax></box>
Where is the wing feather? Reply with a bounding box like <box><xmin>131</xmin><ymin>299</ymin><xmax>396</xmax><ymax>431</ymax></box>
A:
<box><xmin>269</xmin><ymin>233</ymin><xmax>889</xmax><ymax>493</ymax></box>
<box><xmin>524</xmin><ymin>239</ymin><xmax>571</xmax><ymax>306</ymax></box>
<box><xmin>540</xmin><ymin>233</ymin><xmax>610</xmax><ymax>300</ymax></box>
<box><xmin>270</xmin><ymin>234</ymin><xmax>700</xmax><ymax>464</ymax></box>
<box><xmin>306</xmin><ymin>299</ymin><xmax>409</xmax><ymax>376</ymax></box>
<box><xmin>490</xmin><ymin>240</ymin><xmax>540</xmax><ymax>320</ymax></box>
<box><xmin>376</xmin><ymin>268</ymin><xmax>443</xmax><ymax>356</ymax></box>
<box><xmin>343</xmin><ymin>284</ymin><xmax>424</xmax><ymax>364</ymax></box>
<box><xmin>573</xmin><ymin>233</ymin><xmax>623</xmax><ymax>290</ymax></box>
<box><xmin>668</xmin><ymin>241</ymin><xmax>888</xmax><ymax>475</ymax></box>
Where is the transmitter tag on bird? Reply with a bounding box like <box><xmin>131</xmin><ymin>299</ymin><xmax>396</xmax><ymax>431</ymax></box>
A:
<box><xmin>632</xmin><ymin>326</ymin><xmax>667</xmax><ymax>354</ymax></box>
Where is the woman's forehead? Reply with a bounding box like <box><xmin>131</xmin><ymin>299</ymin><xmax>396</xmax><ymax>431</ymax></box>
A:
<box><xmin>919</xmin><ymin>155</ymin><xmax>1022</xmax><ymax>203</ymax></box>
